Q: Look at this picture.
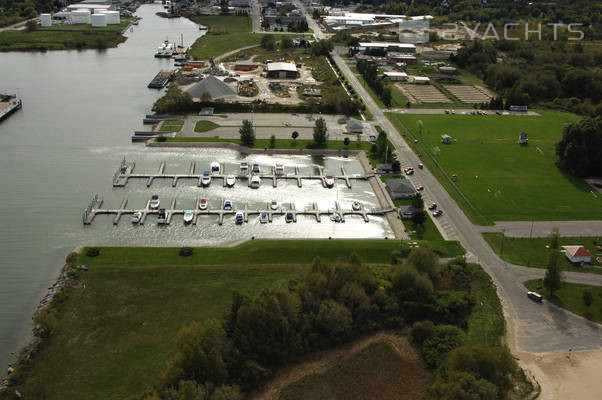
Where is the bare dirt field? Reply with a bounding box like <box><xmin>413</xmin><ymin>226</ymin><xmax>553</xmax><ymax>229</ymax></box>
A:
<box><xmin>249</xmin><ymin>331</ymin><xmax>431</xmax><ymax>400</ymax></box>
<box><xmin>443</xmin><ymin>84</ymin><xmax>493</xmax><ymax>103</ymax></box>
<box><xmin>398</xmin><ymin>83</ymin><xmax>452</xmax><ymax>103</ymax></box>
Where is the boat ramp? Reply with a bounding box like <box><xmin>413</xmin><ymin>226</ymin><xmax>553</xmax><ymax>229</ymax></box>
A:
<box><xmin>82</xmin><ymin>195</ymin><xmax>395</xmax><ymax>226</ymax></box>
<box><xmin>112</xmin><ymin>158</ymin><xmax>374</xmax><ymax>189</ymax></box>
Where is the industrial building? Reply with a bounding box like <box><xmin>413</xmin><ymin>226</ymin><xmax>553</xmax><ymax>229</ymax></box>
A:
<box><xmin>234</xmin><ymin>61</ymin><xmax>256</xmax><ymax>71</ymax></box>
<box><xmin>322</xmin><ymin>12</ymin><xmax>432</xmax><ymax>31</ymax></box>
<box><xmin>267</xmin><ymin>62</ymin><xmax>298</xmax><ymax>79</ymax></box>
<box><xmin>383</xmin><ymin>71</ymin><xmax>408</xmax><ymax>81</ymax></box>
<box><xmin>358</xmin><ymin>42</ymin><xmax>416</xmax><ymax>54</ymax></box>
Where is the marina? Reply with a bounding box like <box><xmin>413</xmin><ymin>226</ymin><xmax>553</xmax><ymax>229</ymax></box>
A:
<box><xmin>82</xmin><ymin>194</ymin><xmax>395</xmax><ymax>226</ymax></box>
<box><xmin>112</xmin><ymin>158</ymin><xmax>374</xmax><ymax>188</ymax></box>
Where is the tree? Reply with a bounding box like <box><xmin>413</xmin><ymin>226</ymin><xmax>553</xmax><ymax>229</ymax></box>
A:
<box><xmin>411</xmin><ymin>193</ymin><xmax>424</xmax><ymax>210</ymax></box>
<box><xmin>582</xmin><ymin>289</ymin><xmax>593</xmax><ymax>307</ymax></box>
<box><xmin>422</xmin><ymin>325</ymin><xmax>464</xmax><ymax>368</ymax></box>
<box><xmin>220</xmin><ymin>0</ymin><xmax>229</xmax><ymax>15</ymax></box>
<box><xmin>153</xmin><ymin>84</ymin><xmax>193</xmax><ymax>114</ymax></box>
<box><xmin>407</xmin><ymin>247</ymin><xmax>438</xmax><ymax>282</ymax></box>
<box><xmin>544</xmin><ymin>229</ymin><xmax>562</xmax><ymax>295</ymax></box>
<box><xmin>392</xmin><ymin>160</ymin><xmax>401</xmax><ymax>173</ymax></box>
<box><xmin>555</xmin><ymin>117</ymin><xmax>602</xmax><ymax>177</ymax></box>
<box><xmin>201</xmin><ymin>92</ymin><xmax>212</xmax><ymax>103</ymax></box>
<box><xmin>26</xmin><ymin>20</ymin><xmax>37</xmax><ymax>32</ymax></box>
<box><xmin>343</xmin><ymin>137</ymin><xmax>350</xmax><ymax>147</ymax></box>
<box><xmin>431</xmin><ymin>372</ymin><xmax>498</xmax><ymax>400</ymax></box>
<box><xmin>281</xmin><ymin>36</ymin><xmax>293</xmax><ymax>48</ymax></box>
<box><xmin>261</xmin><ymin>35</ymin><xmax>275</xmax><ymax>50</ymax></box>
<box><xmin>291</xmin><ymin>131</ymin><xmax>299</xmax><ymax>141</ymax></box>
<box><xmin>239</xmin><ymin>119</ymin><xmax>255</xmax><ymax>147</ymax></box>
<box><xmin>315</xmin><ymin>300</ymin><xmax>353</xmax><ymax>345</ymax></box>
<box><xmin>269</xmin><ymin>135</ymin><xmax>276</xmax><ymax>149</ymax></box>
<box><xmin>381</xmin><ymin>88</ymin><xmax>392</xmax><ymax>108</ymax></box>
<box><xmin>312</xmin><ymin>117</ymin><xmax>328</xmax><ymax>146</ymax></box>
<box><xmin>411</xmin><ymin>210</ymin><xmax>427</xmax><ymax>228</ymax></box>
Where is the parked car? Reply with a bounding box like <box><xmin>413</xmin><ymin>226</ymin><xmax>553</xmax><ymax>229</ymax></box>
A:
<box><xmin>527</xmin><ymin>291</ymin><xmax>543</xmax><ymax>303</ymax></box>
<box><xmin>369</xmin><ymin>135</ymin><xmax>377</xmax><ymax>142</ymax></box>
<box><xmin>432</xmin><ymin>210</ymin><xmax>443</xmax><ymax>217</ymax></box>
<box><xmin>418</xmin><ymin>163</ymin><xmax>424</xmax><ymax>169</ymax></box>
<box><xmin>416</xmin><ymin>185</ymin><xmax>424</xmax><ymax>191</ymax></box>
<box><xmin>428</xmin><ymin>203</ymin><xmax>437</xmax><ymax>210</ymax></box>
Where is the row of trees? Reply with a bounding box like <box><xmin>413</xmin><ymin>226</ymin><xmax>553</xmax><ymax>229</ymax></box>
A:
<box><xmin>555</xmin><ymin>116</ymin><xmax>602</xmax><ymax>177</ymax></box>
<box><xmin>143</xmin><ymin>249</ymin><xmax>491</xmax><ymax>399</ymax></box>
<box><xmin>356</xmin><ymin>59</ymin><xmax>392</xmax><ymax>107</ymax></box>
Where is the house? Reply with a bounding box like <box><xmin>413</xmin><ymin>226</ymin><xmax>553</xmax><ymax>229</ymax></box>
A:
<box><xmin>346</xmin><ymin>119</ymin><xmax>364</xmax><ymax>133</ymax></box>
<box><xmin>267</xmin><ymin>62</ymin><xmax>298</xmax><ymax>78</ymax></box>
<box><xmin>376</xmin><ymin>164</ymin><xmax>394</xmax><ymax>174</ymax></box>
<box><xmin>234</xmin><ymin>61</ymin><xmax>256</xmax><ymax>71</ymax></box>
<box><xmin>386</xmin><ymin>179</ymin><xmax>416</xmax><ymax>199</ymax></box>
<box><xmin>441</xmin><ymin>134</ymin><xmax>452</xmax><ymax>144</ymax></box>
<box><xmin>562</xmin><ymin>246</ymin><xmax>592</xmax><ymax>265</ymax></box>
<box><xmin>398</xmin><ymin>205</ymin><xmax>421</xmax><ymax>219</ymax></box>
<box><xmin>518</xmin><ymin>132</ymin><xmax>528</xmax><ymax>145</ymax></box>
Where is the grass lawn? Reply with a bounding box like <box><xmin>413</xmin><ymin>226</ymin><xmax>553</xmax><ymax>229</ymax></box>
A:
<box><xmin>162</xmin><ymin>135</ymin><xmax>372</xmax><ymax>151</ymax></box>
<box><xmin>483</xmin><ymin>233</ymin><xmax>602</xmax><ymax>274</ymax></box>
<box><xmin>465</xmin><ymin>264</ymin><xmax>505</xmax><ymax>345</ymax></box>
<box><xmin>159</xmin><ymin>120</ymin><xmax>184</xmax><ymax>132</ymax></box>
<box><xmin>0</xmin><ymin>21</ymin><xmax>130</xmax><ymax>51</ymax></box>
<box><xmin>387</xmin><ymin>111</ymin><xmax>601</xmax><ymax>224</ymax></box>
<box><xmin>279</xmin><ymin>342</ymin><xmax>431</xmax><ymax>400</ymax></box>
<box><xmin>194</xmin><ymin>120</ymin><xmax>220</xmax><ymax>132</ymax></box>
<box><xmin>12</xmin><ymin>264</ymin><xmax>306</xmax><ymax>399</ymax></box>
<box><xmin>187</xmin><ymin>15</ymin><xmax>260</xmax><ymax>59</ymax></box>
<box><xmin>524</xmin><ymin>280</ymin><xmax>602</xmax><ymax>323</ymax></box>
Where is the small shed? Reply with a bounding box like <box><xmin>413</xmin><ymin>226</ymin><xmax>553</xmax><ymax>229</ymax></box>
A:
<box><xmin>398</xmin><ymin>205</ymin><xmax>421</xmax><ymax>219</ymax></box>
<box><xmin>346</xmin><ymin>119</ymin><xmax>364</xmax><ymax>133</ymax></box>
<box><xmin>376</xmin><ymin>164</ymin><xmax>394</xmax><ymax>174</ymax></box>
<box><xmin>441</xmin><ymin>134</ymin><xmax>452</xmax><ymax>144</ymax></box>
<box><xmin>518</xmin><ymin>132</ymin><xmax>528</xmax><ymax>145</ymax></box>
<box><xmin>198</xmin><ymin>107</ymin><xmax>214</xmax><ymax>116</ymax></box>
<box><xmin>562</xmin><ymin>246</ymin><xmax>592</xmax><ymax>265</ymax></box>
<box><xmin>386</xmin><ymin>179</ymin><xmax>416</xmax><ymax>199</ymax></box>
<box><xmin>234</xmin><ymin>61</ymin><xmax>256</xmax><ymax>71</ymax></box>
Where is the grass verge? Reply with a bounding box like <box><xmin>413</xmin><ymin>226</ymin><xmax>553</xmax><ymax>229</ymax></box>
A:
<box><xmin>159</xmin><ymin>120</ymin><xmax>184</xmax><ymax>132</ymax></box>
<box><xmin>483</xmin><ymin>233</ymin><xmax>602</xmax><ymax>274</ymax></box>
<box><xmin>187</xmin><ymin>15</ymin><xmax>260</xmax><ymax>59</ymax></box>
<box><xmin>194</xmin><ymin>120</ymin><xmax>220</xmax><ymax>132</ymax></box>
<box><xmin>465</xmin><ymin>264</ymin><xmax>505</xmax><ymax>345</ymax></box>
<box><xmin>524</xmin><ymin>280</ymin><xmax>602</xmax><ymax>323</ymax></box>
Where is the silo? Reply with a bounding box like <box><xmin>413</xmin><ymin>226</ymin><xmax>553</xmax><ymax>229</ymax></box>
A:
<box><xmin>71</xmin><ymin>10</ymin><xmax>91</xmax><ymax>24</ymax></box>
<box><xmin>103</xmin><ymin>11</ymin><xmax>120</xmax><ymax>25</ymax></box>
<box><xmin>40</xmin><ymin>14</ymin><xmax>52</xmax><ymax>27</ymax></box>
<box><xmin>91</xmin><ymin>13</ymin><xmax>107</xmax><ymax>27</ymax></box>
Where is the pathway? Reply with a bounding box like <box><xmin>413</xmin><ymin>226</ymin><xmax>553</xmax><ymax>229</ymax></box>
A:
<box><xmin>478</xmin><ymin>221</ymin><xmax>602</xmax><ymax>238</ymax></box>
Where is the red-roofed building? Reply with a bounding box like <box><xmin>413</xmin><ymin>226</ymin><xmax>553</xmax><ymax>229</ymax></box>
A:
<box><xmin>562</xmin><ymin>245</ymin><xmax>592</xmax><ymax>265</ymax></box>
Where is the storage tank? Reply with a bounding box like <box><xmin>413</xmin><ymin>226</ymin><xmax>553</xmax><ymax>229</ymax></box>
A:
<box><xmin>103</xmin><ymin>11</ymin><xmax>120</xmax><ymax>25</ymax></box>
<box><xmin>40</xmin><ymin>13</ymin><xmax>52</xmax><ymax>27</ymax></box>
<box><xmin>71</xmin><ymin>10</ymin><xmax>91</xmax><ymax>24</ymax></box>
<box><xmin>91</xmin><ymin>13</ymin><xmax>107</xmax><ymax>27</ymax></box>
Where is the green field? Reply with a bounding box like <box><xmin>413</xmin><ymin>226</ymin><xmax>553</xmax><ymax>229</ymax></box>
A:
<box><xmin>483</xmin><ymin>233</ymin><xmax>602</xmax><ymax>273</ymax></box>
<box><xmin>387</xmin><ymin>111</ymin><xmax>601</xmax><ymax>224</ymax></box>
<box><xmin>0</xmin><ymin>21</ymin><xmax>130</xmax><ymax>51</ymax></box>
<box><xmin>76</xmin><ymin>239</ymin><xmax>464</xmax><ymax>266</ymax></box>
<box><xmin>194</xmin><ymin>120</ymin><xmax>220</xmax><ymax>132</ymax></box>
<box><xmin>187</xmin><ymin>15</ymin><xmax>260</xmax><ymax>59</ymax></box>
<box><xmin>11</xmin><ymin>264</ymin><xmax>306</xmax><ymax>399</ymax></box>
<box><xmin>525</xmin><ymin>280</ymin><xmax>602</xmax><ymax>323</ymax></box>
<box><xmin>159</xmin><ymin>120</ymin><xmax>184</xmax><ymax>132</ymax></box>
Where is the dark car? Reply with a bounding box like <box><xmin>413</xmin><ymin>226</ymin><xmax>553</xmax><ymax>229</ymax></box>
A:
<box><xmin>527</xmin><ymin>291</ymin><xmax>543</xmax><ymax>303</ymax></box>
<box><xmin>428</xmin><ymin>203</ymin><xmax>437</xmax><ymax>210</ymax></box>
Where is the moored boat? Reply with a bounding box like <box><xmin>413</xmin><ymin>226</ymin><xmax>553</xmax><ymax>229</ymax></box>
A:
<box><xmin>201</xmin><ymin>170</ymin><xmax>211</xmax><ymax>187</ymax></box>
<box><xmin>331</xmin><ymin>212</ymin><xmax>342</xmax><ymax>223</ymax></box>
<box><xmin>210</xmin><ymin>162</ymin><xmax>221</xmax><ymax>174</ymax></box>
<box><xmin>183</xmin><ymin>210</ymin><xmax>193</xmax><ymax>224</ymax></box>
<box><xmin>235</xmin><ymin>211</ymin><xmax>244</xmax><ymax>224</ymax></box>
<box><xmin>240</xmin><ymin>162</ymin><xmax>249</xmax><ymax>175</ymax></box>
<box><xmin>223</xmin><ymin>200</ymin><xmax>233</xmax><ymax>210</ymax></box>
<box><xmin>250</xmin><ymin>175</ymin><xmax>261</xmax><ymax>188</ymax></box>
<box><xmin>252</xmin><ymin>163</ymin><xmax>261</xmax><ymax>175</ymax></box>
<box><xmin>270</xmin><ymin>200</ymin><xmax>278</xmax><ymax>210</ymax></box>
<box><xmin>199</xmin><ymin>198</ymin><xmax>208</xmax><ymax>210</ymax></box>
<box><xmin>150</xmin><ymin>195</ymin><xmax>160</xmax><ymax>210</ymax></box>
<box><xmin>352</xmin><ymin>201</ymin><xmax>361</xmax><ymax>211</ymax></box>
<box><xmin>285</xmin><ymin>212</ymin><xmax>294</xmax><ymax>223</ymax></box>
<box><xmin>157</xmin><ymin>208</ymin><xmax>167</xmax><ymax>224</ymax></box>
<box><xmin>274</xmin><ymin>164</ymin><xmax>284</xmax><ymax>176</ymax></box>
<box><xmin>260</xmin><ymin>211</ymin><xmax>269</xmax><ymax>223</ymax></box>
<box><xmin>324</xmin><ymin>175</ymin><xmax>335</xmax><ymax>188</ymax></box>
<box><xmin>131</xmin><ymin>211</ymin><xmax>142</xmax><ymax>224</ymax></box>
<box><xmin>226</xmin><ymin>175</ymin><xmax>236</xmax><ymax>187</ymax></box>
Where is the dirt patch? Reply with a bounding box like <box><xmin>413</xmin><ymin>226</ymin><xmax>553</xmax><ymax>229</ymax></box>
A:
<box><xmin>443</xmin><ymin>84</ymin><xmax>493</xmax><ymax>103</ymax></box>
<box><xmin>398</xmin><ymin>83</ymin><xmax>452</xmax><ymax>103</ymax></box>
<box><xmin>249</xmin><ymin>331</ymin><xmax>431</xmax><ymax>400</ymax></box>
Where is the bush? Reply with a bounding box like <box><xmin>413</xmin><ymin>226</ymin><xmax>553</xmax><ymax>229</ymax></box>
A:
<box><xmin>179</xmin><ymin>247</ymin><xmax>194</xmax><ymax>257</ymax></box>
<box><xmin>411</xmin><ymin>320</ymin><xmax>435</xmax><ymax>346</ymax></box>
<box><xmin>422</xmin><ymin>325</ymin><xmax>464</xmax><ymax>368</ymax></box>
<box><xmin>157</xmin><ymin>135</ymin><xmax>167</xmax><ymax>142</ymax></box>
<box><xmin>86</xmin><ymin>248</ymin><xmax>100</xmax><ymax>257</ymax></box>
<box><xmin>65</xmin><ymin>252</ymin><xmax>78</xmax><ymax>265</ymax></box>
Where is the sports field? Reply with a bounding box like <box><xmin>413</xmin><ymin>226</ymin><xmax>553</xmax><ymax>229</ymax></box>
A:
<box><xmin>388</xmin><ymin>111</ymin><xmax>601</xmax><ymax>223</ymax></box>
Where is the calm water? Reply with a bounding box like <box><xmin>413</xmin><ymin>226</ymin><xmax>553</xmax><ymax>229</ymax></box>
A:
<box><xmin>0</xmin><ymin>4</ymin><xmax>391</xmax><ymax>369</ymax></box>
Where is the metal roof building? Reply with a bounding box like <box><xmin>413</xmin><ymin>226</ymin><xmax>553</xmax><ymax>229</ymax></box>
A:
<box><xmin>267</xmin><ymin>62</ymin><xmax>298</xmax><ymax>79</ymax></box>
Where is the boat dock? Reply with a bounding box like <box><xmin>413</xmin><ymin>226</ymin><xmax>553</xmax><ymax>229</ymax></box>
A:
<box><xmin>0</xmin><ymin>94</ymin><xmax>22</xmax><ymax>122</ymax></box>
<box><xmin>82</xmin><ymin>195</ymin><xmax>395</xmax><ymax>226</ymax></box>
<box><xmin>112</xmin><ymin>158</ymin><xmax>374</xmax><ymax>189</ymax></box>
<box><xmin>147</xmin><ymin>70</ymin><xmax>175</xmax><ymax>89</ymax></box>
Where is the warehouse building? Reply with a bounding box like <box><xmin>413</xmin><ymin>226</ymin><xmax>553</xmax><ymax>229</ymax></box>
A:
<box><xmin>358</xmin><ymin>42</ymin><xmax>416</xmax><ymax>54</ymax></box>
<box><xmin>267</xmin><ymin>62</ymin><xmax>298</xmax><ymax>79</ymax></box>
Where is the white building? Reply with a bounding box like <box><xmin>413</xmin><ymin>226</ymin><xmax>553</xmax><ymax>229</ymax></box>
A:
<box><xmin>358</xmin><ymin>42</ymin><xmax>416</xmax><ymax>53</ymax></box>
<box><xmin>383</xmin><ymin>71</ymin><xmax>408</xmax><ymax>81</ymax></box>
<box><xmin>409</xmin><ymin>76</ymin><xmax>430</xmax><ymax>84</ymax></box>
<box><xmin>562</xmin><ymin>246</ymin><xmax>592</xmax><ymax>265</ymax></box>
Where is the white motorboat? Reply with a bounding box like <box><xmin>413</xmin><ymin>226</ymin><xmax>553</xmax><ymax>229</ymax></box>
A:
<box><xmin>157</xmin><ymin>209</ymin><xmax>167</xmax><ymax>224</ymax></box>
<box><xmin>226</xmin><ymin>175</ymin><xmax>236</xmax><ymax>187</ymax></box>
<box><xmin>150</xmin><ymin>195</ymin><xmax>160</xmax><ymax>210</ymax></box>
<box><xmin>235</xmin><ymin>211</ymin><xmax>244</xmax><ymax>224</ymax></box>
<box><xmin>183</xmin><ymin>210</ymin><xmax>193</xmax><ymax>224</ymax></box>
<box><xmin>250</xmin><ymin>175</ymin><xmax>261</xmax><ymax>188</ymax></box>
<box><xmin>260</xmin><ymin>211</ymin><xmax>269</xmax><ymax>223</ymax></box>
<box><xmin>324</xmin><ymin>175</ymin><xmax>335</xmax><ymax>188</ymax></box>
<box><xmin>131</xmin><ymin>211</ymin><xmax>142</xmax><ymax>224</ymax></box>
<box><xmin>274</xmin><ymin>164</ymin><xmax>284</xmax><ymax>176</ymax></box>
<box><xmin>331</xmin><ymin>212</ymin><xmax>342</xmax><ymax>223</ymax></box>
<box><xmin>210</xmin><ymin>162</ymin><xmax>221</xmax><ymax>174</ymax></box>
<box><xmin>352</xmin><ymin>201</ymin><xmax>361</xmax><ymax>211</ymax></box>
<box><xmin>240</xmin><ymin>162</ymin><xmax>249</xmax><ymax>175</ymax></box>
<box><xmin>199</xmin><ymin>198</ymin><xmax>208</xmax><ymax>210</ymax></box>
<box><xmin>270</xmin><ymin>200</ymin><xmax>278</xmax><ymax>210</ymax></box>
<box><xmin>223</xmin><ymin>200</ymin><xmax>233</xmax><ymax>210</ymax></box>
<box><xmin>251</xmin><ymin>163</ymin><xmax>261</xmax><ymax>175</ymax></box>
<box><xmin>201</xmin><ymin>170</ymin><xmax>211</xmax><ymax>187</ymax></box>
<box><xmin>285</xmin><ymin>212</ymin><xmax>294</xmax><ymax>223</ymax></box>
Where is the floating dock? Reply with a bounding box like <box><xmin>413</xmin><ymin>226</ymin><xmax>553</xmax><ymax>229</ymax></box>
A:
<box><xmin>0</xmin><ymin>94</ymin><xmax>22</xmax><ymax>122</ymax></box>
<box><xmin>147</xmin><ymin>70</ymin><xmax>175</xmax><ymax>89</ymax></box>
<box><xmin>112</xmin><ymin>158</ymin><xmax>375</xmax><ymax>189</ymax></box>
<box><xmin>82</xmin><ymin>195</ymin><xmax>395</xmax><ymax>226</ymax></box>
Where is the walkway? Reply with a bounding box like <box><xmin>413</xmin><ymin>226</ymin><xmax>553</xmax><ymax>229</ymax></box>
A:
<box><xmin>478</xmin><ymin>221</ymin><xmax>602</xmax><ymax>238</ymax></box>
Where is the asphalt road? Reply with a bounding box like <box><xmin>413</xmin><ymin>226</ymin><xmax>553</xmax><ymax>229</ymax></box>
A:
<box><xmin>479</xmin><ymin>221</ymin><xmax>602</xmax><ymax>238</ymax></box>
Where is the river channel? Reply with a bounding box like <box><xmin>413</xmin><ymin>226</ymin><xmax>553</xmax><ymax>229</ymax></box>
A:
<box><xmin>0</xmin><ymin>3</ymin><xmax>391</xmax><ymax>370</ymax></box>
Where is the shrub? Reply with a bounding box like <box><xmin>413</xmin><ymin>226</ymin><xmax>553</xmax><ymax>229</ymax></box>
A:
<box><xmin>411</xmin><ymin>320</ymin><xmax>435</xmax><ymax>346</ymax></box>
<box><xmin>157</xmin><ymin>135</ymin><xmax>167</xmax><ymax>142</ymax></box>
<box><xmin>583</xmin><ymin>289</ymin><xmax>593</xmax><ymax>307</ymax></box>
<box><xmin>65</xmin><ymin>252</ymin><xmax>78</xmax><ymax>265</ymax></box>
<box><xmin>422</xmin><ymin>325</ymin><xmax>464</xmax><ymax>368</ymax></box>
<box><xmin>86</xmin><ymin>248</ymin><xmax>100</xmax><ymax>257</ymax></box>
<box><xmin>179</xmin><ymin>247</ymin><xmax>194</xmax><ymax>257</ymax></box>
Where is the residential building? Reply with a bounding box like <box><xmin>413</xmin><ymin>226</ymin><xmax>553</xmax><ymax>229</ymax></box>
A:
<box><xmin>562</xmin><ymin>246</ymin><xmax>592</xmax><ymax>265</ymax></box>
<box><xmin>386</xmin><ymin>179</ymin><xmax>416</xmax><ymax>199</ymax></box>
